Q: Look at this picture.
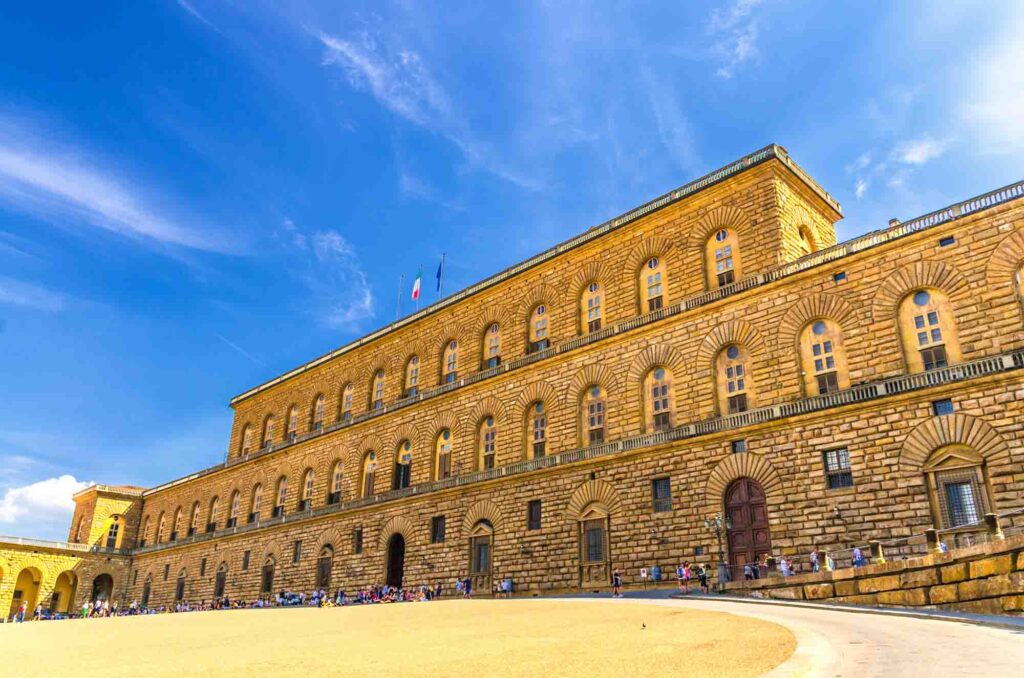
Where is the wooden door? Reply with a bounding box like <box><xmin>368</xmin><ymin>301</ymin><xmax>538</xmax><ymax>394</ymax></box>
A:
<box><xmin>725</xmin><ymin>478</ymin><xmax>772</xmax><ymax>576</ymax></box>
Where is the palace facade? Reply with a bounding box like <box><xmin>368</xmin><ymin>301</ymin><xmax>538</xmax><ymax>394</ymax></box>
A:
<box><xmin>4</xmin><ymin>144</ymin><xmax>1024</xmax><ymax>616</ymax></box>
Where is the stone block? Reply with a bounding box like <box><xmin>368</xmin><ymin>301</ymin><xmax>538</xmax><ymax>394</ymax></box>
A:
<box><xmin>940</xmin><ymin>563</ymin><xmax>968</xmax><ymax>584</ymax></box>
<box><xmin>968</xmin><ymin>555</ymin><xmax>1013</xmax><ymax>579</ymax></box>
<box><xmin>929</xmin><ymin>583</ymin><xmax>959</xmax><ymax>605</ymax></box>
<box><xmin>857</xmin><ymin>574</ymin><xmax>901</xmax><ymax>594</ymax></box>
<box><xmin>767</xmin><ymin>586</ymin><xmax>803</xmax><ymax>600</ymax></box>
<box><xmin>803</xmin><ymin>583</ymin><xmax>834</xmax><ymax>600</ymax></box>
<box><xmin>957</xmin><ymin>572</ymin><xmax>1024</xmax><ymax>601</ymax></box>
<box><xmin>1016</xmin><ymin>551</ymin><xmax>1024</xmax><ymax>572</ymax></box>
<box><xmin>834</xmin><ymin>580</ymin><xmax>857</xmax><ymax>597</ymax></box>
<box><xmin>877</xmin><ymin>588</ymin><xmax>928</xmax><ymax>606</ymax></box>
<box><xmin>1001</xmin><ymin>595</ymin><xmax>1024</xmax><ymax>612</ymax></box>
<box><xmin>900</xmin><ymin>568</ymin><xmax>938</xmax><ymax>589</ymax></box>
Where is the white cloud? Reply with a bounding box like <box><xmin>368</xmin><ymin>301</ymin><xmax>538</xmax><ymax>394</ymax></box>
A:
<box><xmin>846</xmin><ymin>152</ymin><xmax>872</xmax><ymax>174</ymax></box>
<box><xmin>962</xmin><ymin>12</ymin><xmax>1024</xmax><ymax>155</ymax></box>
<box><xmin>0</xmin><ymin>117</ymin><xmax>235</xmax><ymax>253</ymax></box>
<box><xmin>643</xmin><ymin>69</ymin><xmax>700</xmax><ymax>173</ymax></box>
<box><xmin>0</xmin><ymin>474</ymin><xmax>90</xmax><ymax>525</ymax></box>
<box><xmin>892</xmin><ymin>137</ymin><xmax>947</xmax><ymax>165</ymax></box>
<box><xmin>276</xmin><ymin>219</ymin><xmax>374</xmax><ymax>331</ymax></box>
<box><xmin>707</xmin><ymin>0</ymin><xmax>765</xmax><ymax>79</ymax></box>
<box><xmin>0</xmin><ymin>276</ymin><xmax>65</xmax><ymax>312</ymax></box>
<box><xmin>855</xmin><ymin>178</ymin><xmax>869</xmax><ymax>199</ymax></box>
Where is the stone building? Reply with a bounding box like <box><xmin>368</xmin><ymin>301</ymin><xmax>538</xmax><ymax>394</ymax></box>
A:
<box><xmin>3</xmin><ymin>144</ymin><xmax>1024</xmax><ymax>615</ymax></box>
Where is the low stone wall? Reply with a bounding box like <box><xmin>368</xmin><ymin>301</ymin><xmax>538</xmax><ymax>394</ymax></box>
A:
<box><xmin>725</xmin><ymin>533</ymin><xmax>1024</xmax><ymax>616</ymax></box>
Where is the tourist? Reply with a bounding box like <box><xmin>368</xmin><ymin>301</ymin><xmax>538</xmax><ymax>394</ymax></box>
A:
<box><xmin>17</xmin><ymin>600</ymin><xmax>27</xmax><ymax>623</ymax></box>
<box><xmin>697</xmin><ymin>564</ymin><xmax>709</xmax><ymax>594</ymax></box>
<box><xmin>676</xmin><ymin>562</ymin><xmax>685</xmax><ymax>593</ymax></box>
<box><xmin>852</xmin><ymin>545</ymin><xmax>866</xmax><ymax>568</ymax></box>
<box><xmin>612</xmin><ymin>569</ymin><xmax>623</xmax><ymax>597</ymax></box>
<box><xmin>939</xmin><ymin>540</ymin><xmax>949</xmax><ymax>554</ymax></box>
<box><xmin>743</xmin><ymin>563</ymin><xmax>753</xmax><ymax>581</ymax></box>
<box><xmin>683</xmin><ymin>562</ymin><xmax>692</xmax><ymax>594</ymax></box>
<box><xmin>464</xmin><ymin>576</ymin><xmax>472</xmax><ymax>599</ymax></box>
<box><xmin>810</xmin><ymin>549</ymin><xmax>820</xmax><ymax>573</ymax></box>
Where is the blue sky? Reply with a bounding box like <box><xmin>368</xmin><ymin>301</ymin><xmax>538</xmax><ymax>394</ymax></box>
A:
<box><xmin>0</xmin><ymin>1</ymin><xmax>1021</xmax><ymax>539</ymax></box>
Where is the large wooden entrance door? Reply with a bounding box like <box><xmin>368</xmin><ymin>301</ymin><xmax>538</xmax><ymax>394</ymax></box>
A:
<box><xmin>725</xmin><ymin>477</ymin><xmax>772</xmax><ymax>577</ymax></box>
<box><xmin>386</xmin><ymin>534</ymin><xmax>405</xmax><ymax>588</ymax></box>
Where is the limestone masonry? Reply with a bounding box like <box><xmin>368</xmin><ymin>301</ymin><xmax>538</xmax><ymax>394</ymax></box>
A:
<box><xmin>3</xmin><ymin>144</ymin><xmax>1023</xmax><ymax>617</ymax></box>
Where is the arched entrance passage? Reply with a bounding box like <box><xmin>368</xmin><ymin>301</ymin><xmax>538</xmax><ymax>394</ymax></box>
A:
<box><xmin>316</xmin><ymin>546</ymin><xmax>334</xmax><ymax>590</ymax></box>
<box><xmin>91</xmin><ymin>573</ymin><xmax>114</xmax><ymax>603</ymax></box>
<box><xmin>51</xmin><ymin>571</ymin><xmax>77</xmax><ymax>613</ymax></box>
<box><xmin>385</xmin><ymin>533</ymin><xmax>405</xmax><ymax>588</ymax></box>
<box><xmin>9</xmin><ymin>567</ymin><xmax>42</xmax><ymax>617</ymax></box>
<box><xmin>725</xmin><ymin>477</ymin><xmax>772</xmax><ymax>577</ymax></box>
<box><xmin>260</xmin><ymin>557</ymin><xmax>276</xmax><ymax>596</ymax></box>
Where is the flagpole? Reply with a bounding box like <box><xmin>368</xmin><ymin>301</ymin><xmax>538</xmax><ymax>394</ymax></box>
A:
<box><xmin>439</xmin><ymin>252</ymin><xmax>446</xmax><ymax>299</ymax></box>
<box><xmin>396</xmin><ymin>273</ymin><xmax>404</xmax><ymax>320</ymax></box>
<box><xmin>416</xmin><ymin>265</ymin><xmax>421</xmax><ymax>312</ymax></box>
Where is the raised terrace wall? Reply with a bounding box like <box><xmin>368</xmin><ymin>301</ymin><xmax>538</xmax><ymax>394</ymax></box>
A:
<box><xmin>727</xmin><ymin>533</ymin><xmax>1024</xmax><ymax>616</ymax></box>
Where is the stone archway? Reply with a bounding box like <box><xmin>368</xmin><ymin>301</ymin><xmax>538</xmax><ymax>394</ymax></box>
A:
<box><xmin>9</xmin><ymin>567</ymin><xmax>42</xmax><ymax>618</ymax></box>
<box><xmin>91</xmin><ymin>573</ymin><xmax>114</xmax><ymax>603</ymax></box>
<box><xmin>386</xmin><ymin>533</ymin><xmax>405</xmax><ymax>588</ymax></box>
<box><xmin>51</xmin><ymin>571</ymin><xmax>77</xmax><ymax>613</ymax></box>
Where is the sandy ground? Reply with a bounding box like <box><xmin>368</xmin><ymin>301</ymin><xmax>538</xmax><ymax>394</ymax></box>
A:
<box><xmin>0</xmin><ymin>599</ymin><xmax>795</xmax><ymax>677</ymax></box>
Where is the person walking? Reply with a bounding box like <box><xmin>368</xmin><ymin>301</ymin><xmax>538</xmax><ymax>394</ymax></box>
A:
<box><xmin>810</xmin><ymin>549</ymin><xmax>820</xmax><ymax>573</ymax></box>
<box><xmin>676</xmin><ymin>562</ymin><xmax>686</xmax><ymax>593</ymax></box>
<box><xmin>612</xmin><ymin>569</ymin><xmax>623</xmax><ymax>598</ymax></box>
<box><xmin>697</xmin><ymin>564</ymin><xmax>709</xmax><ymax>594</ymax></box>
<box><xmin>852</xmin><ymin>545</ymin><xmax>865</xmax><ymax>568</ymax></box>
<box><xmin>17</xmin><ymin>600</ymin><xmax>27</xmax><ymax>623</ymax></box>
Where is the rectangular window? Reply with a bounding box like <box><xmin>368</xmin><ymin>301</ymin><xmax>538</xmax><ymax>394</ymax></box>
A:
<box><xmin>353</xmin><ymin>528</ymin><xmax>363</xmax><ymax>554</ymax></box>
<box><xmin>939</xmin><ymin>236</ymin><xmax>956</xmax><ymax>247</ymax></box>
<box><xmin>730</xmin><ymin>439</ymin><xmax>747</xmax><ymax>454</ymax></box>
<box><xmin>242</xmin><ymin>550</ymin><xmax>250</xmax><ymax>571</ymax></box>
<box><xmin>651</xmin><ymin>477</ymin><xmax>672</xmax><ymax>513</ymax></box>
<box><xmin>588</xmin><ymin>428</ymin><xmax>605</xmax><ymax>445</ymax></box>
<box><xmin>647</xmin><ymin>295</ymin><xmax>663</xmax><ymax>312</ymax></box>
<box><xmin>528</xmin><ymin>338</ymin><xmax>550</xmax><ymax>354</ymax></box>
<box><xmin>727</xmin><ymin>393</ymin><xmax>748</xmax><ymax>414</ymax></box>
<box><xmin>816</xmin><ymin>371</ymin><xmax>840</xmax><ymax>395</ymax></box>
<box><xmin>717</xmin><ymin>270</ymin><xmax>735</xmax><ymax>287</ymax></box>
<box><xmin>293</xmin><ymin>540</ymin><xmax>302</xmax><ymax>564</ymax></box>
<box><xmin>588</xmin><ymin>318</ymin><xmax>601</xmax><ymax>333</ymax></box>
<box><xmin>583</xmin><ymin>519</ymin><xmax>605</xmax><ymax>563</ymax></box>
<box><xmin>133</xmin><ymin>570</ymin><xmax>139</xmax><ymax>586</ymax></box>
<box><xmin>942</xmin><ymin>480</ymin><xmax>980</xmax><ymax>527</ymax></box>
<box><xmin>932</xmin><ymin>399</ymin><xmax>954</xmax><ymax>416</ymax></box>
<box><xmin>833</xmin><ymin>271</ymin><xmax>847</xmax><ymax>282</ymax></box>
<box><xmin>470</xmin><ymin>536</ymin><xmax>491</xmax><ymax>574</ymax></box>
<box><xmin>822</xmin><ymin>448</ymin><xmax>854</xmax><ymax>489</ymax></box>
<box><xmin>199</xmin><ymin>559</ymin><xmax>206</xmax><ymax>577</ymax></box>
<box><xmin>652</xmin><ymin>411</ymin><xmax>671</xmax><ymax>431</ymax></box>
<box><xmin>527</xmin><ymin>499</ymin><xmax>542</xmax><ymax>531</ymax></box>
<box><xmin>431</xmin><ymin>516</ymin><xmax>446</xmax><ymax>544</ymax></box>
<box><xmin>694</xmin><ymin>546</ymin><xmax>705</xmax><ymax>556</ymax></box>
<box><xmin>163</xmin><ymin>564</ymin><xmax>169</xmax><ymax>581</ymax></box>
<box><xmin>921</xmin><ymin>345</ymin><xmax>949</xmax><ymax>371</ymax></box>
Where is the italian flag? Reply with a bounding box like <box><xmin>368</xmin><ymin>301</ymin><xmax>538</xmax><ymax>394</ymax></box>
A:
<box><xmin>411</xmin><ymin>267</ymin><xmax>422</xmax><ymax>301</ymax></box>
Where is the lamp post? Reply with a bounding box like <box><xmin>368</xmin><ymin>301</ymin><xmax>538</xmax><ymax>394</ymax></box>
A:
<box><xmin>704</xmin><ymin>514</ymin><xmax>731</xmax><ymax>593</ymax></box>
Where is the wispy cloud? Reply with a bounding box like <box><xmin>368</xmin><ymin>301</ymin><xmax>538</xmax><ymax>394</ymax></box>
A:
<box><xmin>0</xmin><ymin>474</ymin><xmax>91</xmax><ymax>525</ymax></box>
<box><xmin>707</xmin><ymin>0</ymin><xmax>765</xmax><ymax>79</ymax></box>
<box><xmin>0</xmin><ymin>116</ymin><xmax>236</xmax><ymax>253</ymax></box>
<box><xmin>0</xmin><ymin>276</ymin><xmax>65</xmax><ymax>312</ymax></box>
<box><xmin>962</xmin><ymin>10</ymin><xmax>1024</xmax><ymax>155</ymax></box>
<box><xmin>643</xmin><ymin>69</ymin><xmax>700</xmax><ymax>173</ymax></box>
<box><xmin>176</xmin><ymin>0</ymin><xmax>219</xmax><ymax>31</ymax></box>
<box><xmin>891</xmin><ymin>137</ymin><xmax>948</xmax><ymax>165</ymax></box>
<box><xmin>318</xmin><ymin>31</ymin><xmax>540</xmax><ymax>190</ymax></box>
<box><xmin>276</xmin><ymin>218</ymin><xmax>374</xmax><ymax>331</ymax></box>
<box><xmin>215</xmin><ymin>333</ymin><xmax>265</xmax><ymax>366</ymax></box>
<box><xmin>855</xmin><ymin>178</ymin><xmax>869</xmax><ymax>199</ymax></box>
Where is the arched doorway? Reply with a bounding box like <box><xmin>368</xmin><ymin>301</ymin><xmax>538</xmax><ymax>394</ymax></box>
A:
<box><xmin>91</xmin><ymin>573</ymin><xmax>114</xmax><ymax>603</ymax></box>
<box><xmin>725</xmin><ymin>477</ymin><xmax>772</xmax><ymax>577</ymax></box>
<box><xmin>51</xmin><ymin>571</ymin><xmax>77</xmax><ymax>613</ymax></box>
<box><xmin>316</xmin><ymin>546</ymin><xmax>333</xmax><ymax>590</ymax></box>
<box><xmin>577</xmin><ymin>505</ymin><xmax>611</xmax><ymax>588</ymax></box>
<box><xmin>175</xmin><ymin>570</ymin><xmax>187</xmax><ymax>602</ymax></box>
<box><xmin>141</xmin><ymin>576</ymin><xmax>152</xmax><ymax>609</ymax></box>
<box><xmin>9</xmin><ymin>567</ymin><xmax>41</xmax><ymax>618</ymax></box>
<box><xmin>214</xmin><ymin>563</ymin><xmax>227</xmax><ymax>599</ymax></box>
<box><xmin>260</xmin><ymin>557</ymin><xmax>276</xmax><ymax>597</ymax></box>
<box><xmin>386</xmin><ymin>533</ymin><xmax>405</xmax><ymax>588</ymax></box>
<box><xmin>468</xmin><ymin>520</ymin><xmax>493</xmax><ymax>595</ymax></box>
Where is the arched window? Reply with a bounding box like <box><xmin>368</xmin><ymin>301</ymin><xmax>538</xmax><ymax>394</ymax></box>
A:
<box><xmin>171</xmin><ymin>507</ymin><xmax>181</xmax><ymax>542</ymax></box>
<box><xmin>75</xmin><ymin>516</ymin><xmax>85</xmax><ymax>543</ymax></box>
<box><xmin>156</xmin><ymin>512</ymin><xmax>166</xmax><ymax>543</ymax></box>
<box><xmin>228</xmin><ymin>491</ymin><xmax>240</xmax><ymax>527</ymax></box>
<box><xmin>250</xmin><ymin>484</ymin><xmax>262</xmax><ymax>523</ymax></box>
<box><xmin>311</xmin><ymin>395</ymin><xmax>325</xmax><ymax>431</ymax></box>
<box><xmin>924</xmin><ymin>445</ymin><xmax>993</xmax><ymax>531</ymax></box>
<box><xmin>443</xmin><ymin>340</ymin><xmax>459</xmax><ymax>383</ymax></box>
<box><xmin>371</xmin><ymin>370</ymin><xmax>385</xmax><ymax>410</ymax></box>
<box><xmin>706</xmin><ymin>228</ymin><xmax>741</xmax><ymax>289</ymax></box>
<box><xmin>189</xmin><ymin>502</ymin><xmax>200</xmax><ymax>537</ymax></box>
<box><xmin>581</xmin><ymin>386</ymin><xmax>606</xmax><ymax>446</ymax></box>
<box><xmin>528</xmin><ymin>305</ymin><xmax>549</xmax><ymax>354</ymax></box>
<box><xmin>716</xmin><ymin>344</ymin><xmax>751</xmax><ymax>414</ymax></box>
<box><xmin>260</xmin><ymin>557</ymin><xmax>275</xmax><ymax>596</ymax></box>
<box><xmin>582</xmin><ymin>282</ymin><xmax>604</xmax><ymax>333</ymax></box>
<box><xmin>328</xmin><ymin>461</ymin><xmax>343</xmax><ymax>504</ymax></box>
<box><xmin>106</xmin><ymin>516</ymin><xmax>121</xmax><ymax>549</ymax></box>
<box><xmin>361</xmin><ymin>452</ymin><xmax>377</xmax><ymax>498</ymax></box>
<box><xmin>273</xmin><ymin>477</ymin><xmax>287</xmax><ymax>518</ymax></box>
<box><xmin>393</xmin><ymin>441</ymin><xmax>412</xmax><ymax>490</ymax></box>
<box><xmin>799</xmin><ymin>319</ymin><xmax>850</xmax><ymax>395</ymax></box>
<box><xmin>286</xmin><ymin>405</ymin><xmax>299</xmax><ymax>441</ymax></box>
<box><xmin>479</xmin><ymin>417</ymin><xmax>497</xmax><ymax>470</ymax></box>
<box><xmin>300</xmin><ymin>470</ymin><xmax>315</xmax><ymax>510</ymax></box>
<box><xmin>340</xmin><ymin>383</ymin><xmax>354</xmax><ymax>421</ymax></box>
<box><xmin>262</xmin><ymin>415</ymin><xmax>275</xmax><ymax>449</ymax></box>
<box><xmin>404</xmin><ymin>356</ymin><xmax>420</xmax><ymax>397</ymax></box>
<box><xmin>484</xmin><ymin>324</ymin><xmax>502</xmax><ymax>369</ymax></box>
<box><xmin>797</xmin><ymin>226</ymin><xmax>816</xmax><ymax>256</ymax></box>
<box><xmin>207</xmin><ymin>497</ymin><xmax>220</xmax><ymax>533</ymax></box>
<box><xmin>240</xmin><ymin>425</ymin><xmax>252</xmax><ymax>457</ymax></box>
<box><xmin>139</xmin><ymin>515</ymin><xmax>150</xmax><ymax>547</ymax></box>
<box><xmin>641</xmin><ymin>257</ymin><xmax>666</xmax><ymax>313</ymax></box>
<box><xmin>898</xmin><ymin>289</ymin><xmax>962</xmax><ymax>373</ymax></box>
<box><xmin>644</xmin><ymin>367</ymin><xmax>674</xmax><ymax>432</ymax></box>
<box><xmin>435</xmin><ymin>429</ymin><xmax>453</xmax><ymax>480</ymax></box>
<box><xmin>316</xmin><ymin>546</ymin><xmax>334</xmax><ymax>590</ymax></box>
<box><xmin>529</xmin><ymin>401</ymin><xmax>547</xmax><ymax>459</ymax></box>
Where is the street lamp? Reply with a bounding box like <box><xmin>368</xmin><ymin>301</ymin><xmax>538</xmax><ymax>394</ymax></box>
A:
<box><xmin>704</xmin><ymin>513</ymin><xmax>732</xmax><ymax>593</ymax></box>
